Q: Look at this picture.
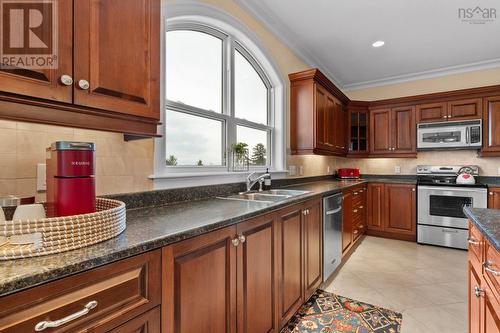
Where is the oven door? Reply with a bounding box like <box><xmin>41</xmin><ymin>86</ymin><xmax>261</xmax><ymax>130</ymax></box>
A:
<box><xmin>417</xmin><ymin>125</ymin><xmax>466</xmax><ymax>149</ymax></box>
<box><xmin>417</xmin><ymin>185</ymin><xmax>487</xmax><ymax>229</ymax></box>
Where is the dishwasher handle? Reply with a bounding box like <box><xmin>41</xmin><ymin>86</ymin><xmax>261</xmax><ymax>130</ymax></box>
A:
<box><xmin>325</xmin><ymin>207</ymin><xmax>342</xmax><ymax>215</ymax></box>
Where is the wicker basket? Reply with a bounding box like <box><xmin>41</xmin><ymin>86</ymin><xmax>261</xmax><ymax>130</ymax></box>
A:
<box><xmin>0</xmin><ymin>198</ymin><xmax>126</xmax><ymax>260</ymax></box>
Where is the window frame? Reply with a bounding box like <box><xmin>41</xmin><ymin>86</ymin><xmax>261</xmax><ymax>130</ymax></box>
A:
<box><xmin>165</xmin><ymin>22</ymin><xmax>274</xmax><ymax>171</ymax></box>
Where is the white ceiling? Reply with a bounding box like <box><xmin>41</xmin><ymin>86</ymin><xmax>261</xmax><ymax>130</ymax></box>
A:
<box><xmin>236</xmin><ymin>0</ymin><xmax>500</xmax><ymax>90</ymax></box>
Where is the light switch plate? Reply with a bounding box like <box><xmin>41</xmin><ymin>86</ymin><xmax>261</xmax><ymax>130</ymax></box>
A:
<box><xmin>394</xmin><ymin>165</ymin><xmax>401</xmax><ymax>174</ymax></box>
<box><xmin>37</xmin><ymin>163</ymin><xmax>46</xmax><ymax>191</ymax></box>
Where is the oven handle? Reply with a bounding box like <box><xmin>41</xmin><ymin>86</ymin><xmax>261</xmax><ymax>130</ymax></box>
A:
<box><xmin>466</xmin><ymin>127</ymin><xmax>470</xmax><ymax>144</ymax></box>
<box><xmin>417</xmin><ymin>185</ymin><xmax>487</xmax><ymax>193</ymax></box>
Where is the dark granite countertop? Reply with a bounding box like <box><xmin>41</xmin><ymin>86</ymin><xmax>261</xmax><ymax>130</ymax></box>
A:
<box><xmin>464</xmin><ymin>207</ymin><xmax>500</xmax><ymax>252</ymax></box>
<box><xmin>0</xmin><ymin>179</ymin><xmax>372</xmax><ymax>297</ymax></box>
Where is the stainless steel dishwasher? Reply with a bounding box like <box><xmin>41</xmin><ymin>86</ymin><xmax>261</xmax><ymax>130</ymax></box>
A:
<box><xmin>323</xmin><ymin>193</ymin><xmax>343</xmax><ymax>281</ymax></box>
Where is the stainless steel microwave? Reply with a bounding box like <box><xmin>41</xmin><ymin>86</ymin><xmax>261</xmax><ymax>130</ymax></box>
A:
<box><xmin>417</xmin><ymin>119</ymin><xmax>482</xmax><ymax>150</ymax></box>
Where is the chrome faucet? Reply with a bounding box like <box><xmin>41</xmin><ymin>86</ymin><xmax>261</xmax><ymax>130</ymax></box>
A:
<box><xmin>246</xmin><ymin>171</ymin><xmax>271</xmax><ymax>192</ymax></box>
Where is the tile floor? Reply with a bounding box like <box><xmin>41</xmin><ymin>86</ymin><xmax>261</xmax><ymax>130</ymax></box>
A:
<box><xmin>324</xmin><ymin>236</ymin><xmax>468</xmax><ymax>333</ymax></box>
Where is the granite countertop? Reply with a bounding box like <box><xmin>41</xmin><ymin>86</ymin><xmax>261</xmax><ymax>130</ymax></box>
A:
<box><xmin>464</xmin><ymin>207</ymin><xmax>500</xmax><ymax>252</ymax></box>
<box><xmin>0</xmin><ymin>177</ymin><xmax>417</xmax><ymax>297</ymax></box>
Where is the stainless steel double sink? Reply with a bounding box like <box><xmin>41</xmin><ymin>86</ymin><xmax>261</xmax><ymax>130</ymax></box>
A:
<box><xmin>219</xmin><ymin>189</ymin><xmax>310</xmax><ymax>203</ymax></box>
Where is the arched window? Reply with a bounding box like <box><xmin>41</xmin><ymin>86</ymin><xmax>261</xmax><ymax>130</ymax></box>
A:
<box><xmin>154</xmin><ymin>4</ymin><xmax>285</xmax><ymax>186</ymax></box>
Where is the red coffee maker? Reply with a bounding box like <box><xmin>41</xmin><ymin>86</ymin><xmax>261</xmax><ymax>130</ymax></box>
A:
<box><xmin>46</xmin><ymin>141</ymin><xmax>96</xmax><ymax>217</ymax></box>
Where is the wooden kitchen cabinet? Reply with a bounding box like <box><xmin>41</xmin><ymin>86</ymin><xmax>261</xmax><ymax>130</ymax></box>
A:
<box><xmin>342</xmin><ymin>190</ymin><xmax>353</xmax><ymax>253</ymax></box>
<box><xmin>342</xmin><ymin>185</ymin><xmax>367</xmax><ymax>255</ymax></box>
<box><xmin>347</xmin><ymin>103</ymin><xmax>369</xmax><ymax>156</ymax></box>
<box><xmin>370</xmin><ymin>106</ymin><xmax>416</xmax><ymax>157</ymax></box>
<box><xmin>74</xmin><ymin>0</ymin><xmax>160</xmax><ymax>119</ymax></box>
<box><xmin>108</xmin><ymin>307</ymin><xmax>160</xmax><ymax>333</ymax></box>
<box><xmin>236</xmin><ymin>213</ymin><xmax>280</xmax><ymax>333</ymax></box>
<box><xmin>447</xmin><ymin>98</ymin><xmax>482</xmax><ymax>120</ymax></box>
<box><xmin>482</xmin><ymin>96</ymin><xmax>500</xmax><ymax>156</ymax></box>
<box><xmin>0</xmin><ymin>0</ymin><xmax>160</xmax><ymax>136</ymax></box>
<box><xmin>0</xmin><ymin>251</ymin><xmax>161</xmax><ymax>332</ymax></box>
<box><xmin>366</xmin><ymin>183</ymin><xmax>416</xmax><ymax>241</ymax></box>
<box><xmin>489</xmin><ymin>187</ymin><xmax>500</xmax><ymax>209</ymax></box>
<box><xmin>0</xmin><ymin>0</ymin><xmax>73</xmax><ymax>103</ymax></box>
<box><xmin>303</xmin><ymin>199</ymin><xmax>322</xmax><ymax>300</ymax></box>
<box><xmin>162</xmin><ymin>225</ymin><xmax>237</xmax><ymax>333</ymax></box>
<box><xmin>384</xmin><ymin>184</ymin><xmax>416</xmax><ymax>236</ymax></box>
<box><xmin>416</xmin><ymin>102</ymin><xmax>447</xmax><ymax>123</ymax></box>
<box><xmin>289</xmin><ymin>69</ymin><xmax>349</xmax><ymax>156</ymax></box>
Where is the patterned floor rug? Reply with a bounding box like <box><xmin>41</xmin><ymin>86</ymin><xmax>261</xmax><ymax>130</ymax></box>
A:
<box><xmin>281</xmin><ymin>289</ymin><xmax>402</xmax><ymax>333</ymax></box>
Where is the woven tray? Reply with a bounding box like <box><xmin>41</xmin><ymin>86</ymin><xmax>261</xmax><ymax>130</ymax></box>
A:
<box><xmin>0</xmin><ymin>198</ymin><xmax>126</xmax><ymax>260</ymax></box>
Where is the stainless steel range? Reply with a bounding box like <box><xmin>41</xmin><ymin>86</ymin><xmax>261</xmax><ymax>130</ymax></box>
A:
<box><xmin>417</xmin><ymin>165</ymin><xmax>487</xmax><ymax>249</ymax></box>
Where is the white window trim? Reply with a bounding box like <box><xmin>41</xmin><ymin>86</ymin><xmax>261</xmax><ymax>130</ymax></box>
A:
<box><xmin>152</xmin><ymin>2</ymin><xmax>286</xmax><ymax>189</ymax></box>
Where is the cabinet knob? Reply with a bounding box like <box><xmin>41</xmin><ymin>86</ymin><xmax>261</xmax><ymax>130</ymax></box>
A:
<box><xmin>353</xmin><ymin>230</ymin><xmax>358</xmax><ymax>234</ymax></box>
<box><xmin>443</xmin><ymin>115</ymin><xmax>447</xmax><ymax>119</ymax></box>
<box><xmin>59</xmin><ymin>74</ymin><xmax>73</xmax><ymax>86</ymax></box>
<box><xmin>490</xmin><ymin>192</ymin><xmax>494</xmax><ymax>195</ymax></box>
<box><xmin>231</xmin><ymin>238</ymin><xmax>240</xmax><ymax>247</ymax></box>
<box><xmin>359</xmin><ymin>205</ymin><xmax>364</xmax><ymax>209</ymax></box>
<box><xmin>78</xmin><ymin>79</ymin><xmax>90</xmax><ymax>90</ymax></box>
<box><xmin>238</xmin><ymin>234</ymin><xmax>246</xmax><ymax>243</ymax></box>
<box><xmin>412</xmin><ymin>188</ymin><xmax>416</xmax><ymax>192</ymax></box>
<box><xmin>474</xmin><ymin>285</ymin><xmax>484</xmax><ymax>298</ymax></box>
<box><xmin>353</xmin><ymin>209</ymin><xmax>358</xmax><ymax>213</ymax></box>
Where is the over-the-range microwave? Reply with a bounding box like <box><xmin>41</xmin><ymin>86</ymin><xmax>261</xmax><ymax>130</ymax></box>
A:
<box><xmin>417</xmin><ymin>119</ymin><xmax>482</xmax><ymax>150</ymax></box>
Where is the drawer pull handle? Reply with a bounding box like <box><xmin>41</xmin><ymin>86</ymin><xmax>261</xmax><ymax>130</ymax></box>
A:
<box><xmin>359</xmin><ymin>206</ymin><xmax>364</xmax><ymax>209</ymax></box>
<box><xmin>467</xmin><ymin>237</ymin><xmax>480</xmax><ymax>245</ymax></box>
<box><xmin>35</xmin><ymin>300</ymin><xmax>98</xmax><ymax>331</ymax></box>
<box><xmin>326</xmin><ymin>207</ymin><xmax>341</xmax><ymax>215</ymax></box>
<box><xmin>353</xmin><ymin>230</ymin><xmax>358</xmax><ymax>234</ymax></box>
<box><xmin>484</xmin><ymin>261</ymin><xmax>500</xmax><ymax>276</ymax></box>
<box><xmin>353</xmin><ymin>209</ymin><xmax>358</xmax><ymax>213</ymax></box>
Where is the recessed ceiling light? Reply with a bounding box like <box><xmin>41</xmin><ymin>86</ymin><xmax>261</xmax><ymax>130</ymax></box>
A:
<box><xmin>372</xmin><ymin>40</ymin><xmax>385</xmax><ymax>48</ymax></box>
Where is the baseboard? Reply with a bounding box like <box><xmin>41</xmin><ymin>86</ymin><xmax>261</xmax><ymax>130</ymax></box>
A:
<box><xmin>366</xmin><ymin>229</ymin><xmax>416</xmax><ymax>242</ymax></box>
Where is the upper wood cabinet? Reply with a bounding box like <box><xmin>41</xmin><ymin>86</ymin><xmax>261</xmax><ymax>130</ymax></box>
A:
<box><xmin>482</xmin><ymin>96</ymin><xmax>500</xmax><ymax>156</ymax></box>
<box><xmin>289</xmin><ymin>69</ymin><xmax>349</xmax><ymax>156</ymax></box>
<box><xmin>416</xmin><ymin>102</ymin><xmax>447</xmax><ymax>123</ymax></box>
<box><xmin>0</xmin><ymin>0</ymin><xmax>160</xmax><ymax>136</ymax></box>
<box><xmin>0</xmin><ymin>0</ymin><xmax>73</xmax><ymax>103</ymax></box>
<box><xmin>347</xmin><ymin>103</ymin><xmax>369</xmax><ymax>156</ymax></box>
<box><xmin>448</xmin><ymin>98</ymin><xmax>482</xmax><ymax>120</ymax></box>
<box><xmin>74</xmin><ymin>0</ymin><xmax>160</xmax><ymax>119</ymax></box>
<box><xmin>369</xmin><ymin>106</ymin><xmax>416</xmax><ymax>157</ymax></box>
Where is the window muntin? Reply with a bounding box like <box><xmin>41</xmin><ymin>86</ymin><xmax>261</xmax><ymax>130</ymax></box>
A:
<box><xmin>165</xmin><ymin>25</ymin><xmax>272</xmax><ymax>169</ymax></box>
<box><xmin>166</xmin><ymin>30</ymin><xmax>223</xmax><ymax>113</ymax></box>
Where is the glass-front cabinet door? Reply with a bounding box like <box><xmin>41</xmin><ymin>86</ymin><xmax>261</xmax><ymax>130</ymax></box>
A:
<box><xmin>348</xmin><ymin>107</ymin><xmax>369</xmax><ymax>155</ymax></box>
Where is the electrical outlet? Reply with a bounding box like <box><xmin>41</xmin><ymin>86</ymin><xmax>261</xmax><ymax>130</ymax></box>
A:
<box><xmin>394</xmin><ymin>165</ymin><xmax>401</xmax><ymax>174</ymax></box>
<box><xmin>298</xmin><ymin>165</ymin><xmax>304</xmax><ymax>176</ymax></box>
<box><xmin>37</xmin><ymin>163</ymin><xmax>46</xmax><ymax>191</ymax></box>
<box><xmin>289</xmin><ymin>165</ymin><xmax>297</xmax><ymax>176</ymax></box>
<box><xmin>327</xmin><ymin>166</ymin><xmax>331</xmax><ymax>174</ymax></box>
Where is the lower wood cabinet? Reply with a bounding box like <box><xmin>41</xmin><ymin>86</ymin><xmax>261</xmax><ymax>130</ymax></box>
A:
<box><xmin>488</xmin><ymin>187</ymin><xmax>500</xmax><ymax>209</ymax></box>
<box><xmin>163</xmin><ymin>198</ymin><xmax>322</xmax><ymax>332</ymax></box>
<box><xmin>367</xmin><ymin>183</ymin><xmax>416</xmax><ymax>241</ymax></box>
<box><xmin>342</xmin><ymin>185</ymin><xmax>367</xmax><ymax>255</ymax></box>
<box><xmin>0</xmin><ymin>250</ymin><xmax>161</xmax><ymax>332</ymax></box>
<box><xmin>468</xmin><ymin>222</ymin><xmax>500</xmax><ymax>333</ymax></box>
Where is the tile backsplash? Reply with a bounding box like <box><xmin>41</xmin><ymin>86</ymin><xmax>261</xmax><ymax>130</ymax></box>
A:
<box><xmin>0</xmin><ymin>120</ymin><xmax>154</xmax><ymax>201</ymax></box>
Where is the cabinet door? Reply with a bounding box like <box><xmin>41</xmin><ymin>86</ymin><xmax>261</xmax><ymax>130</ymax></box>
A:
<box><xmin>162</xmin><ymin>226</ymin><xmax>237</xmax><ymax>333</ymax></box>
<box><xmin>367</xmin><ymin>183</ymin><xmax>384</xmax><ymax>231</ymax></box>
<box><xmin>489</xmin><ymin>188</ymin><xmax>500</xmax><ymax>209</ymax></box>
<box><xmin>303</xmin><ymin>200</ymin><xmax>322</xmax><ymax>300</ymax></box>
<box><xmin>107</xmin><ymin>307</ymin><xmax>160</xmax><ymax>333</ymax></box>
<box><xmin>416</xmin><ymin>102</ymin><xmax>447</xmax><ymax>123</ymax></box>
<box><xmin>74</xmin><ymin>0</ymin><xmax>160</xmax><ymax>119</ymax></box>
<box><xmin>370</xmin><ymin>108</ymin><xmax>392</xmax><ymax>154</ymax></box>
<box><xmin>314</xmin><ymin>85</ymin><xmax>328</xmax><ymax>149</ymax></box>
<box><xmin>448</xmin><ymin>98</ymin><xmax>482</xmax><ymax>120</ymax></box>
<box><xmin>483</xmin><ymin>284</ymin><xmax>500</xmax><ymax>333</ymax></box>
<box><xmin>392</xmin><ymin>106</ymin><xmax>416</xmax><ymax>153</ymax></box>
<box><xmin>335</xmin><ymin>103</ymin><xmax>347</xmax><ymax>152</ymax></box>
<box><xmin>236</xmin><ymin>214</ymin><xmax>279</xmax><ymax>333</ymax></box>
<box><xmin>277</xmin><ymin>206</ymin><xmax>304</xmax><ymax>326</ymax></box>
<box><xmin>342</xmin><ymin>191</ymin><xmax>353</xmax><ymax>252</ymax></box>
<box><xmin>483</xmin><ymin>96</ymin><xmax>500</xmax><ymax>155</ymax></box>
<box><xmin>469</xmin><ymin>263</ymin><xmax>482</xmax><ymax>333</ymax></box>
<box><xmin>325</xmin><ymin>94</ymin><xmax>336</xmax><ymax>148</ymax></box>
<box><xmin>384</xmin><ymin>184</ymin><xmax>416</xmax><ymax>236</ymax></box>
<box><xmin>0</xmin><ymin>0</ymin><xmax>73</xmax><ymax>102</ymax></box>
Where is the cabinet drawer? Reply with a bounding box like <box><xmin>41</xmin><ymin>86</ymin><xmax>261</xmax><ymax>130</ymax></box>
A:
<box><xmin>352</xmin><ymin>186</ymin><xmax>366</xmax><ymax>205</ymax></box>
<box><xmin>468</xmin><ymin>222</ymin><xmax>483</xmax><ymax>268</ymax></box>
<box><xmin>484</xmin><ymin>241</ymin><xmax>500</xmax><ymax>304</ymax></box>
<box><xmin>0</xmin><ymin>250</ymin><xmax>161</xmax><ymax>333</ymax></box>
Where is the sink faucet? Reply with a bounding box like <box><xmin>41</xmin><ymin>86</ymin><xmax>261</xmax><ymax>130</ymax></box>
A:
<box><xmin>246</xmin><ymin>171</ymin><xmax>271</xmax><ymax>192</ymax></box>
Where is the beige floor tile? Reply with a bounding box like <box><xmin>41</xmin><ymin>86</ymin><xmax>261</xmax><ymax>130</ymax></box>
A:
<box><xmin>324</xmin><ymin>236</ymin><xmax>467</xmax><ymax>332</ymax></box>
